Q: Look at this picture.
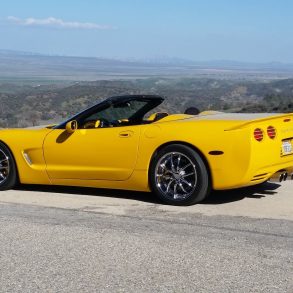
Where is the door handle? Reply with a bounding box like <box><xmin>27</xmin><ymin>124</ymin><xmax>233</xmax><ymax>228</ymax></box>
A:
<box><xmin>119</xmin><ymin>131</ymin><xmax>133</xmax><ymax>138</ymax></box>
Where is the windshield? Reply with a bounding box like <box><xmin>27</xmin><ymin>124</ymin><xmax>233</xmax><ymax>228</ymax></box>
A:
<box><xmin>82</xmin><ymin>100</ymin><xmax>148</xmax><ymax>123</ymax></box>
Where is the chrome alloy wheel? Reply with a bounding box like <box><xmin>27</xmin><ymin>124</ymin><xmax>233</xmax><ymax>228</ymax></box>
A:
<box><xmin>155</xmin><ymin>152</ymin><xmax>197</xmax><ymax>200</ymax></box>
<box><xmin>0</xmin><ymin>149</ymin><xmax>9</xmax><ymax>185</ymax></box>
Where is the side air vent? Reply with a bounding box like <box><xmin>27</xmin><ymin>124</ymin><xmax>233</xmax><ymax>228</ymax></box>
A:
<box><xmin>23</xmin><ymin>152</ymin><xmax>32</xmax><ymax>165</ymax></box>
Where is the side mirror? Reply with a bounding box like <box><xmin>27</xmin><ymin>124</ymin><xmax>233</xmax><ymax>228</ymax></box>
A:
<box><xmin>65</xmin><ymin>120</ymin><xmax>78</xmax><ymax>133</ymax></box>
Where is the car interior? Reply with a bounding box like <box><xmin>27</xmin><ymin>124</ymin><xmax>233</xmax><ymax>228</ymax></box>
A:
<box><xmin>57</xmin><ymin>96</ymin><xmax>199</xmax><ymax>130</ymax></box>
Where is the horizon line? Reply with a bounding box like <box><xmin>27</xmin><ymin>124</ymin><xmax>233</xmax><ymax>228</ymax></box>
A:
<box><xmin>0</xmin><ymin>48</ymin><xmax>292</xmax><ymax>66</ymax></box>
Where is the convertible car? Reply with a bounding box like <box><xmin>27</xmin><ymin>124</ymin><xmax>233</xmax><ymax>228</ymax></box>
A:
<box><xmin>0</xmin><ymin>95</ymin><xmax>292</xmax><ymax>205</ymax></box>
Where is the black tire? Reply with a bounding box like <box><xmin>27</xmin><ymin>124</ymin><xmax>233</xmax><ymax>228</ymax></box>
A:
<box><xmin>149</xmin><ymin>144</ymin><xmax>210</xmax><ymax>205</ymax></box>
<box><xmin>0</xmin><ymin>142</ymin><xmax>18</xmax><ymax>191</ymax></box>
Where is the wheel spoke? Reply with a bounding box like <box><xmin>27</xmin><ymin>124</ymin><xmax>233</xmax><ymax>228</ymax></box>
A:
<box><xmin>170</xmin><ymin>153</ymin><xmax>176</xmax><ymax>172</ymax></box>
<box><xmin>182</xmin><ymin>172</ymin><xmax>194</xmax><ymax>178</ymax></box>
<box><xmin>180</xmin><ymin>163</ymin><xmax>192</xmax><ymax>172</ymax></box>
<box><xmin>164</xmin><ymin>169</ymin><xmax>173</xmax><ymax>175</ymax></box>
<box><xmin>173</xmin><ymin>183</ymin><xmax>178</xmax><ymax>199</ymax></box>
<box><xmin>156</xmin><ymin>173</ymin><xmax>171</xmax><ymax>178</ymax></box>
<box><xmin>0</xmin><ymin>158</ymin><xmax>8</xmax><ymax>164</ymax></box>
<box><xmin>179</xmin><ymin>182</ymin><xmax>188</xmax><ymax>193</ymax></box>
<box><xmin>166</xmin><ymin>179</ymin><xmax>175</xmax><ymax>193</ymax></box>
<box><xmin>181</xmin><ymin>178</ymin><xmax>193</xmax><ymax>187</ymax></box>
<box><xmin>176</xmin><ymin>155</ymin><xmax>181</xmax><ymax>172</ymax></box>
<box><xmin>161</xmin><ymin>161</ymin><xmax>173</xmax><ymax>174</ymax></box>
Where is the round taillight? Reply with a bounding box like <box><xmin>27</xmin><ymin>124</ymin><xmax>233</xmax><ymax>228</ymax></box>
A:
<box><xmin>254</xmin><ymin>128</ymin><xmax>264</xmax><ymax>141</ymax></box>
<box><xmin>267</xmin><ymin>126</ymin><xmax>276</xmax><ymax>139</ymax></box>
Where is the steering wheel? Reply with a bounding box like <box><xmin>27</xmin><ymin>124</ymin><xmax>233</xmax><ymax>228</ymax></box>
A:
<box><xmin>82</xmin><ymin>120</ymin><xmax>96</xmax><ymax>129</ymax></box>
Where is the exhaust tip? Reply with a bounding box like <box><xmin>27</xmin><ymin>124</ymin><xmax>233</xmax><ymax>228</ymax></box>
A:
<box><xmin>269</xmin><ymin>171</ymin><xmax>291</xmax><ymax>182</ymax></box>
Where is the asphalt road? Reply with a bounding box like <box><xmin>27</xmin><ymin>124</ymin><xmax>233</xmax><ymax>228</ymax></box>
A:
<box><xmin>0</xmin><ymin>181</ymin><xmax>292</xmax><ymax>293</ymax></box>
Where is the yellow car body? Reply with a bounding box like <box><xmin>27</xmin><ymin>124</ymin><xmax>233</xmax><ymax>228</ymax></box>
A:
<box><xmin>0</xmin><ymin>95</ymin><xmax>292</xmax><ymax>205</ymax></box>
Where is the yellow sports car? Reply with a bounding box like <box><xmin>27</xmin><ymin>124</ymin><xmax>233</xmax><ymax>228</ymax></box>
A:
<box><xmin>0</xmin><ymin>95</ymin><xmax>292</xmax><ymax>205</ymax></box>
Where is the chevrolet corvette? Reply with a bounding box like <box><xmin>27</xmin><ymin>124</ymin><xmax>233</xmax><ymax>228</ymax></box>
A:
<box><xmin>0</xmin><ymin>95</ymin><xmax>292</xmax><ymax>205</ymax></box>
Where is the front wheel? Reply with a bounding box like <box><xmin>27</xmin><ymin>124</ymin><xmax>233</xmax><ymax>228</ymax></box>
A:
<box><xmin>149</xmin><ymin>144</ymin><xmax>210</xmax><ymax>205</ymax></box>
<box><xmin>0</xmin><ymin>142</ymin><xmax>17</xmax><ymax>191</ymax></box>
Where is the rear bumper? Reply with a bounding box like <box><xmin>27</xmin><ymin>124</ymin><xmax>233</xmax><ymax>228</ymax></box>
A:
<box><xmin>213</xmin><ymin>160</ymin><xmax>293</xmax><ymax>190</ymax></box>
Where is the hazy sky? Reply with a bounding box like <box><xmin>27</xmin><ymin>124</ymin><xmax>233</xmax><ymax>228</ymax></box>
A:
<box><xmin>1</xmin><ymin>0</ymin><xmax>293</xmax><ymax>62</ymax></box>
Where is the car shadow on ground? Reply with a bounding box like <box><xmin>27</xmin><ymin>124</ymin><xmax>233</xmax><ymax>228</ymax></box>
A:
<box><xmin>15</xmin><ymin>181</ymin><xmax>281</xmax><ymax>206</ymax></box>
<box><xmin>15</xmin><ymin>184</ymin><xmax>160</xmax><ymax>204</ymax></box>
<box><xmin>202</xmin><ymin>181</ymin><xmax>281</xmax><ymax>205</ymax></box>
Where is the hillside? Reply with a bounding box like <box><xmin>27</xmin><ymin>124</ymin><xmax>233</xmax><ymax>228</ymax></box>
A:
<box><xmin>0</xmin><ymin>77</ymin><xmax>293</xmax><ymax>127</ymax></box>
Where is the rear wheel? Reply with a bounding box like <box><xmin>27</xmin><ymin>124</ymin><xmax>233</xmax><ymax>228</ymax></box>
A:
<box><xmin>149</xmin><ymin>144</ymin><xmax>210</xmax><ymax>205</ymax></box>
<box><xmin>0</xmin><ymin>142</ymin><xmax>17</xmax><ymax>191</ymax></box>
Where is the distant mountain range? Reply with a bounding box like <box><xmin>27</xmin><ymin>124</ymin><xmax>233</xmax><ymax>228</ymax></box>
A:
<box><xmin>1</xmin><ymin>49</ymin><xmax>293</xmax><ymax>82</ymax></box>
<box><xmin>124</xmin><ymin>56</ymin><xmax>293</xmax><ymax>70</ymax></box>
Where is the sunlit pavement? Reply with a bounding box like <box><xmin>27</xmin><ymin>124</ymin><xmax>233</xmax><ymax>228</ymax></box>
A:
<box><xmin>0</xmin><ymin>181</ymin><xmax>292</xmax><ymax>220</ymax></box>
<box><xmin>0</xmin><ymin>181</ymin><xmax>292</xmax><ymax>292</ymax></box>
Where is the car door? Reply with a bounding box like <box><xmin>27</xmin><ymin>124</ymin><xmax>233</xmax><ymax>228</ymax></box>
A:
<box><xmin>43</xmin><ymin>96</ymin><xmax>164</xmax><ymax>181</ymax></box>
<box><xmin>43</xmin><ymin>125</ymin><xmax>140</xmax><ymax>181</ymax></box>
